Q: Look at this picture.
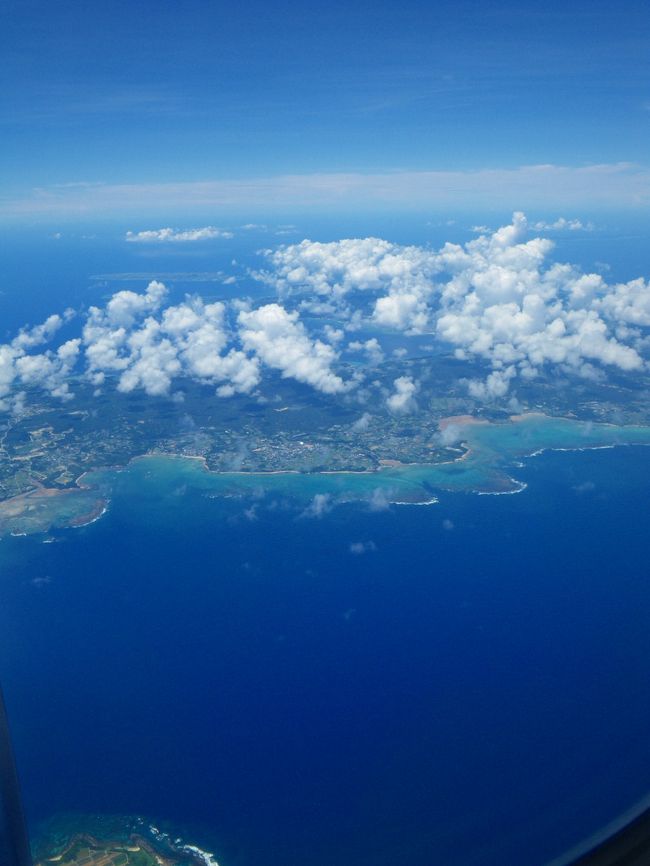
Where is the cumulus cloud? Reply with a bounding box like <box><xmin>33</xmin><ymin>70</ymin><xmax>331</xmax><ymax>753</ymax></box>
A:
<box><xmin>3</xmin><ymin>213</ymin><xmax>650</xmax><ymax>412</ymax></box>
<box><xmin>259</xmin><ymin>237</ymin><xmax>438</xmax><ymax>332</ymax></box>
<box><xmin>347</xmin><ymin>338</ymin><xmax>384</xmax><ymax>364</ymax></box>
<box><xmin>161</xmin><ymin>298</ymin><xmax>260</xmax><ymax>397</ymax></box>
<box><xmin>0</xmin><ymin>280</ymin><xmax>262</xmax><ymax>410</ymax></box>
<box><xmin>466</xmin><ymin>368</ymin><xmax>516</xmax><ymax>401</ymax></box>
<box><xmin>13</xmin><ymin>312</ymin><xmax>70</xmax><ymax>349</ymax></box>
<box><xmin>238</xmin><ymin>303</ymin><xmax>348</xmax><ymax>394</ymax></box>
<box><xmin>0</xmin><ymin>312</ymin><xmax>80</xmax><ymax>411</ymax></box>
<box><xmin>373</xmin><ymin>291</ymin><xmax>429</xmax><ymax>332</ymax></box>
<box><xmin>432</xmin><ymin>213</ymin><xmax>645</xmax><ymax>393</ymax></box>
<box><xmin>259</xmin><ymin>212</ymin><xmax>650</xmax><ymax>398</ymax></box>
<box><xmin>596</xmin><ymin>277</ymin><xmax>650</xmax><ymax>327</ymax></box>
<box><xmin>83</xmin><ymin>283</ymin><xmax>260</xmax><ymax>398</ymax></box>
<box><xmin>125</xmin><ymin>227</ymin><xmax>233</xmax><ymax>243</ymax></box>
<box><xmin>261</xmin><ymin>237</ymin><xmax>437</xmax><ymax>299</ymax></box>
<box><xmin>531</xmin><ymin>217</ymin><xmax>594</xmax><ymax>232</ymax></box>
<box><xmin>15</xmin><ymin>339</ymin><xmax>80</xmax><ymax>401</ymax></box>
<box><xmin>324</xmin><ymin>325</ymin><xmax>345</xmax><ymax>343</ymax></box>
<box><xmin>386</xmin><ymin>376</ymin><xmax>418</xmax><ymax>414</ymax></box>
<box><xmin>100</xmin><ymin>279</ymin><xmax>167</xmax><ymax>328</ymax></box>
<box><xmin>0</xmin><ymin>279</ymin><xmax>351</xmax><ymax>411</ymax></box>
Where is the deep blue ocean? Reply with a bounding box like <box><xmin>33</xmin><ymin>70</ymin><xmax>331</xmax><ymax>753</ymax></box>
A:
<box><xmin>1</xmin><ymin>445</ymin><xmax>650</xmax><ymax>866</ymax></box>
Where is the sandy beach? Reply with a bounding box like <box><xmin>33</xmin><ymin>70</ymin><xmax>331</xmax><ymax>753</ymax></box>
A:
<box><xmin>438</xmin><ymin>414</ymin><xmax>489</xmax><ymax>431</ymax></box>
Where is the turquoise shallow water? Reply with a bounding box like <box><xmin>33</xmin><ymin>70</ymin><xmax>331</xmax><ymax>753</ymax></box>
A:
<box><xmin>83</xmin><ymin>412</ymin><xmax>650</xmax><ymax>505</ymax></box>
<box><xmin>5</xmin><ymin>413</ymin><xmax>650</xmax><ymax>539</ymax></box>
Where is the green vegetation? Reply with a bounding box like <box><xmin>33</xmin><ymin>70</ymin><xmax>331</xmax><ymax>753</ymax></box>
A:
<box><xmin>2</xmin><ymin>354</ymin><xmax>650</xmax><ymax>508</ymax></box>
<box><xmin>36</xmin><ymin>835</ymin><xmax>168</xmax><ymax>866</ymax></box>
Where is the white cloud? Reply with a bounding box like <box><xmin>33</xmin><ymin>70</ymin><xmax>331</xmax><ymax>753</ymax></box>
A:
<box><xmin>259</xmin><ymin>238</ymin><xmax>438</xmax><ymax>334</ymax></box>
<box><xmin>373</xmin><ymin>292</ymin><xmax>430</xmax><ymax>333</ymax></box>
<box><xmin>115</xmin><ymin>319</ymin><xmax>182</xmax><ymax>396</ymax></box>
<box><xmin>0</xmin><ymin>346</ymin><xmax>17</xmax><ymax>408</ymax></box>
<box><xmin>5</xmin><ymin>164</ymin><xmax>650</xmax><ymax>218</ymax></box>
<box><xmin>531</xmin><ymin>217</ymin><xmax>594</xmax><ymax>232</ymax></box>
<box><xmin>596</xmin><ymin>277</ymin><xmax>650</xmax><ymax>327</ymax></box>
<box><xmin>125</xmin><ymin>227</ymin><xmax>233</xmax><ymax>242</ymax></box>
<box><xmin>83</xmin><ymin>281</ymin><xmax>168</xmax><ymax>381</ymax></box>
<box><xmin>386</xmin><ymin>376</ymin><xmax>418</xmax><ymax>414</ymax></box>
<box><xmin>301</xmin><ymin>493</ymin><xmax>333</xmax><ymax>518</ymax></box>
<box><xmin>260</xmin><ymin>237</ymin><xmax>438</xmax><ymax>300</ymax></box>
<box><xmin>349</xmin><ymin>540</ymin><xmax>377</xmax><ymax>554</ymax></box>
<box><xmin>238</xmin><ymin>303</ymin><xmax>348</xmax><ymax>394</ymax></box>
<box><xmin>348</xmin><ymin>338</ymin><xmax>384</xmax><ymax>364</ymax></box>
<box><xmin>324</xmin><ymin>325</ymin><xmax>344</xmax><ymax>343</ymax></box>
<box><xmin>0</xmin><ymin>313</ymin><xmax>79</xmax><ymax>411</ymax></box>
<box><xmin>104</xmin><ymin>279</ymin><xmax>167</xmax><ymax>328</ymax></box>
<box><xmin>1</xmin><ymin>280</ymin><xmax>348</xmax><ymax>408</ymax></box>
<box><xmin>10</xmin><ymin>344</ymin><xmax>79</xmax><ymax>408</ymax></box>
<box><xmin>260</xmin><ymin>213</ymin><xmax>649</xmax><ymax>398</ymax></box>
<box><xmin>431</xmin><ymin>213</ymin><xmax>645</xmax><ymax>393</ymax></box>
<box><xmin>437</xmin><ymin>423</ymin><xmax>466</xmax><ymax>446</ymax></box>
<box><xmin>368</xmin><ymin>488</ymin><xmax>391</xmax><ymax>511</ymax></box>
<box><xmin>83</xmin><ymin>285</ymin><xmax>260</xmax><ymax>398</ymax></box>
<box><xmin>466</xmin><ymin>367</ymin><xmax>516</xmax><ymax>401</ymax></box>
<box><xmin>13</xmin><ymin>313</ymin><xmax>68</xmax><ymax>349</ymax></box>
<box><xmin>351</xmin><ymin>412</ymin><xmax>372</xmax><ymax>431</ymax></box>
<box><xmin>3</xmin><ymin>213</ymin><xmax>650</xmax><ymax>412</ymax></box>
<box><xmin>161</xmin><ymin>298</ymin><xmax>260</xmax><ymax>396</ymax></box>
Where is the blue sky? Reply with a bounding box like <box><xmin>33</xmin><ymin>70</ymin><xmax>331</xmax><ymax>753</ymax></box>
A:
<box><xmin>1</xmin><ymin>0</ymin><xmax>649</xmax><ymax>221</ymax></box>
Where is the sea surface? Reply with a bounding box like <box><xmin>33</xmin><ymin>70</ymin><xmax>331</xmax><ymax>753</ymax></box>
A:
<box><xmin>1</xmin><ymin>443</ymin><xmax>650</xmax><ymax>865</ymax></box>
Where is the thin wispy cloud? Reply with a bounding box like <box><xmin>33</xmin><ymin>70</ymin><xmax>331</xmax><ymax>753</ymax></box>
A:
<box><xmin>4</xmin><ymin>164</ymin><xmax>649</xmax><ymax>220</ymax></box>
<box><xmin>300</xmin><ymin>493</ymin><xmax>334</xmax><ymax>519</ymax></box>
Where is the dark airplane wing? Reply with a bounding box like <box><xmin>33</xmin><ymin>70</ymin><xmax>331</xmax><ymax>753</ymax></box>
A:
<box><xmin>0</xmin><ymin>685</ymin><xmax>32</xmax><ymax>866</ymax></box>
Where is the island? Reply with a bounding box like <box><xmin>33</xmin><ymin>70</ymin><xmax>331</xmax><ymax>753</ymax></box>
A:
<box><xmin>33</xmin><ymin>815</ymin><xmax>220</xmax><ymax>866</ymax></box>
<box><xmin>2</xmin><ymin>355</ymin><xmax>650</xmax><ymax>538</ymax></box>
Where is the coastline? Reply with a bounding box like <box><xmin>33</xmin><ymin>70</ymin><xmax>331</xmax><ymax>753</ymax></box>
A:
<box><xmin>4</xmin><ymin>413</ymin><xmax>650</xmax><ymax>538</ymax></box>
<box><xmin>437</xmin><ymin>414</ymin><xmax>488</xmax><ymax>431</ymax></box>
